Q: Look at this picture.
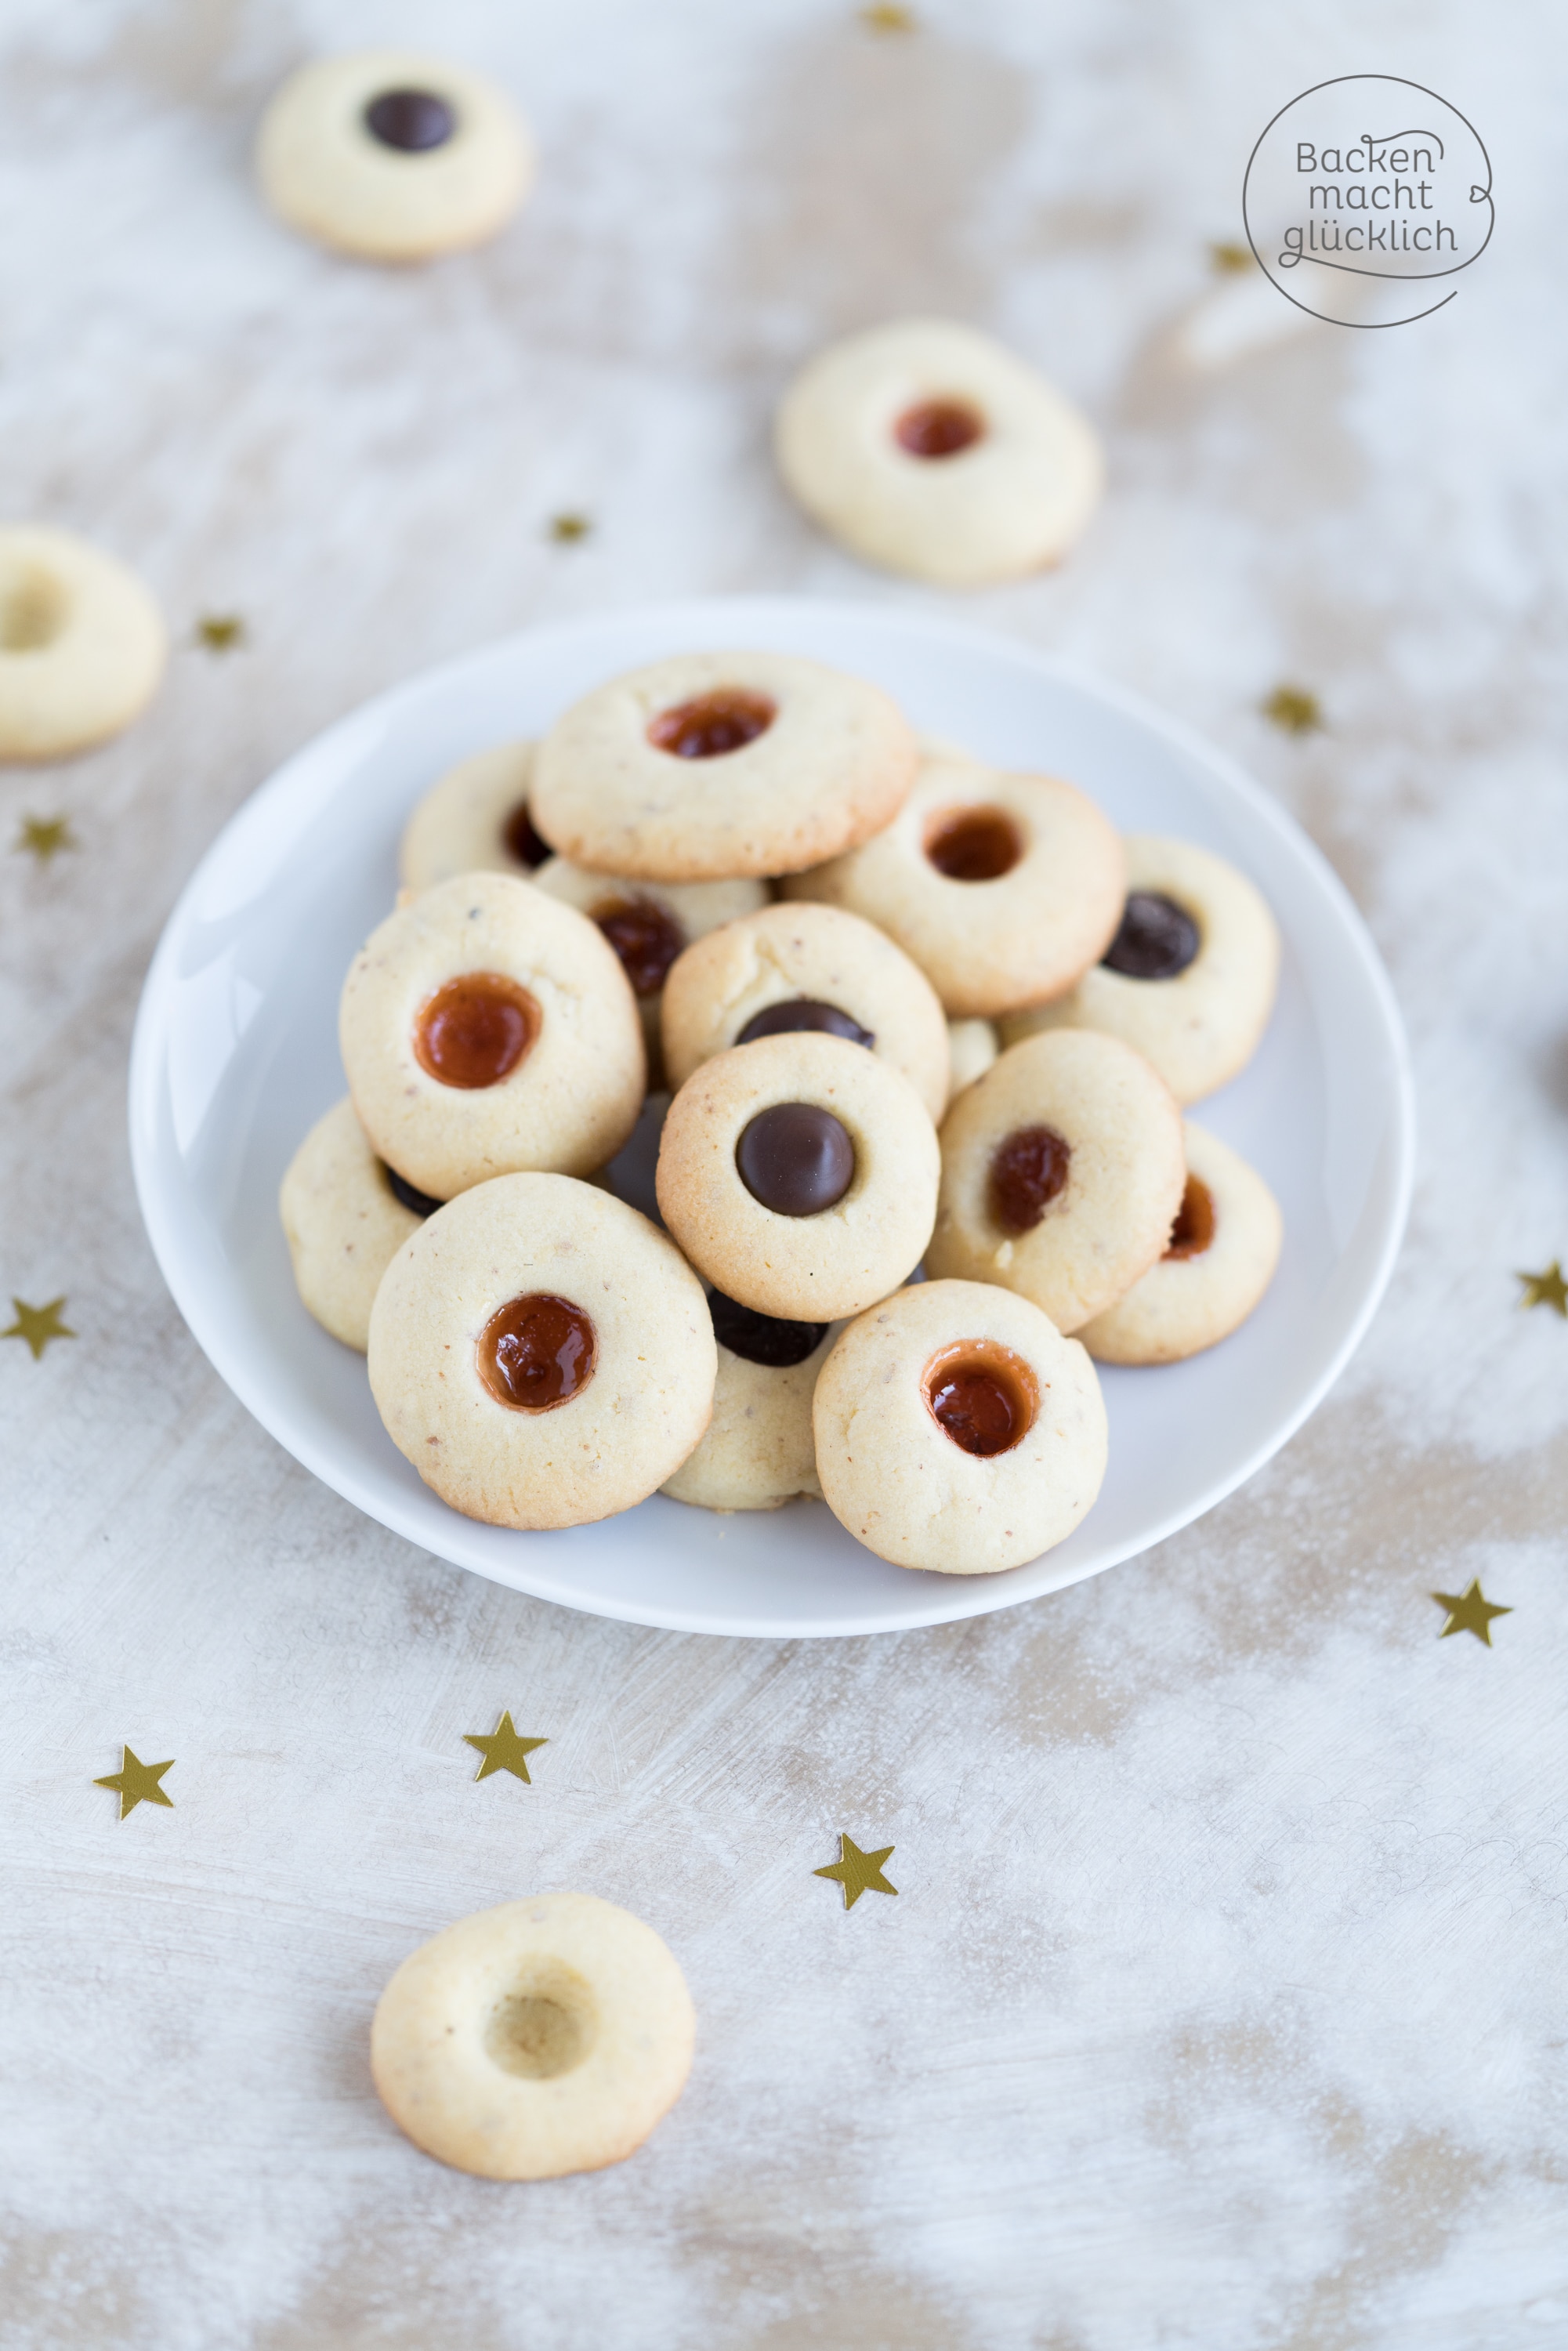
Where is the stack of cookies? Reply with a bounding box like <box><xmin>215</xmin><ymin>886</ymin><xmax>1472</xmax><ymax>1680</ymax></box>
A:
<box><xmin>281</xmin><ymin>650</ymin><xmax>1283</xmax><ymax>1576</ymax></box>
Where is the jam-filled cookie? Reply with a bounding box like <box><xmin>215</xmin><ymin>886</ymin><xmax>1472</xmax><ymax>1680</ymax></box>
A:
<box><xmin>925</xmin><ymin>1029</ymin><xmax>1184</xmax><ymax>1333</ymax></box>
<box><xmin>530</xmin><ymin>650</ymin><xmax>918</xmax><ymax>882</ymax></box>
<box><xmin>999</xmin><ymin>836</ymin><xmax>1280</xmax><ymax>1103</ymax></box>
<box><xmin>655</xmin><ymin>1032</ymin><xmax>939</xmax><ymax>1322</ymax></box>
<box><xmin>368</xmin><ymin>1174</ymin><xmax>715</xmax><ymax>1528</ymax></box>
<box><xmin>783</xmin><ymin>746</ymin><xmax>1124</xmax><ymax>1018</ymax></box>
<box><xmin>1078</xmin><ymin>1121</ymin><xmax>1282</xmax><ymax>1364</ymax></box>
<box><xmin>256</xmin><ymin>50</ymin><xmax>534</xmax><ymax>263</ymax></box>
<box><xmin>279</xmin><ymin>1096</ymin><xmax>442</xmax><ymax>1350</ymax></box>
<box><xmin>813</xmin><ymin>1280</ymin><xmax>1106</xmax><ymax>1573</ymax></box>
<box><xmin>661</xmin><ymin>1292</ymin><xmax>831</xmax><ymax>1513</ymax></box>
<box><xmin>340</xmin><ymin>871</ymin><xmax>644</xmax><ymax>1201</ymax></box>
<box><xmin>0</xmin><ymin>525</ymin><xmax>165</xmax><ymax>761</ymax></box>
<box><xmin>371</xmin><ymin>1893</ymin><xmax>694</xmax><ymax>2180</ymax></box>
<box><xmin>659</xmin><ymin>900</ymin><xmax>951</xmax><ymax>1124</ymax></box>
<box><xmin>774</xmin><ymin>318</ymin><xmax>1104</xmax><ymax>588</ymax></box>
<box><xmin>947</xmin><ymin>1018</ymin><xmax>998</xmax><ymax>1101</ymax></box>
<box><xmin>399</xmin><ymin>743</ymin><xmax>552</xmax><ymax>893</ymax></box>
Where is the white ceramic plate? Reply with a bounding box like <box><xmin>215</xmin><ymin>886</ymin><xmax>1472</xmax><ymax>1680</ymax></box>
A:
<box><xmin>129</xmin><ymin>598</ymin><xmax>1414</xmax><ymax>1638</ymax></box>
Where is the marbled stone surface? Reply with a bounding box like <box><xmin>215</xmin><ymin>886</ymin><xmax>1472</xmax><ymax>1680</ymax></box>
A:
<box><xmin>2</xmin><ymin>4</ymin><xmax>1564</xmax><ymax>2346</ymax></box>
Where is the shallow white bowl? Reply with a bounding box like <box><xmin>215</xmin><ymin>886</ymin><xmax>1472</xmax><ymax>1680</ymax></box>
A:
<box><xmin>129</xmin><ymin>598</ymin><xmax>1413</xmax><ymax>1637</ymax></box>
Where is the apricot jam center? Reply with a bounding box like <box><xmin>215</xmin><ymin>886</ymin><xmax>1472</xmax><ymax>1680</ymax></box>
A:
<box><xmin>502</xmin><ymin>799</ymin><xmax>554</xmax><ymax>870</ymax></box>
<box><xmin>925</xmin><ymin>806</ymin><xmax>1022</xmax><ymax>882</ymax></box>
<box><xmin>478</xmin><ymin>1294</ymin><xmax>596</xmax><ymax>1411</ymax></box>
<box><xmin>922</xmin><ymin>1341</ymin><xmax>1038</xmax><ymax>1458</ymax></box>
<box><xmin>647</xmin><ymin>690</ymin><xmax>776</xmax><ymax>760</ymax></box>
<box><xmin>988</xmin><ymin>1125</ymin><xmax>1070</xmax><ymax>1233</ymax></box>
<box><xmin>895</xmin><ymin>400</ymin><xmax>985</xmax><ymax>458</ymax></box>
<box><xmin>593</xmin><ymin>897</ymin><xmax>686</xmax><ymax>996</ymax></box>
<box><xmin>414</xmin><ymin>973</ymin><xmax>539</xmax><ymax>1089</ymax></box>
<box><xmin>1164</xmin><ymin>1174</ymin><xmax>1216</xmax><ymax>1260</ymax></box>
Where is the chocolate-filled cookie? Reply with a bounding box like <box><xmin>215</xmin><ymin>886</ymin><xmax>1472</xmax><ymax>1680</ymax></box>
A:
<box><xmin>661</xmin><ymin>1293</ymin><xmax>833</xmax><ymax>1513</ymax></box>
<box><xmin>279</xmin><ymin>1095</ymin><xmax>438</xmax><ymax>1350</ymax></box>
<box><xmin>399</xmin><ymin>743</ymin><xmax>550</xmax><ymax>893</ymax></box>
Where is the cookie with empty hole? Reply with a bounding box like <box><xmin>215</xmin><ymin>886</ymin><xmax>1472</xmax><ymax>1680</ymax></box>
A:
<box><xmin>256</xmin><ymin>50</ymin><xmax>534</xmax><ymax>263</ymax></box>
<box><xmin>782</xmin><ymin>746</ymin><xmax>1124</xmax><ymax>1019</ymax></box>
<box><xmin>774</xmin><ymin>317</ymin><xmax>1104</xmax><ymax>588</ymax></box>
<box><xmin>655</xmin><ymin>1031</ymin><xmax>940</xmax><ymax>1323</ymax></box>
<box><xmin>0</xmin><ymin>525</ymin><xmax>165</xmax><ymax>761</ymax></box>
<box><xmin>661</xmin><ymin>1291</ymin><xmax>832</xmax><ymax>1513</ymax></box>
<box><xmin>340</xmin><ymin>871</ymin><xmax>644</xmax><ymax>1201</ymax></box>
<box><xmin>368</xmin><ymin>1173</ymin><xmax>715</xmax><ymax>1529</ymax></box>
<box><xmin>529</xmin><ymin>650</ymin><xmax>918</xmax><ymax>882</ymax></box>
<box><xmin>926</xmin><ymin>1028</ymin><xmax>1184</xmax><ymax>1334</ymax></box>
<box><xmin>813</xmin><ymin>1279</ymin><xmax>1107</xmax><ymax>1573</ymax></box>
<box><xmin>999</xmin><ymin>835</ymin><xmax>1280</xmax><ymax>1103</ymax></box>
<box><xmin>659</xmin><ymin>900</ymin><xmax>951</xmax><ymax>1124</ymax></box>
<box><xmin>279</xmin><ymin>1096</ymin><xmax>443</xmax><ymax>1351</ymax></box>
<box><xmin>371</xmin><ymin>1893</ymin><xmax>695</xmax><ymax>2180</ymax></box>
<box><xmin>1077</xmin><ymin>1121</ymin><xmax>1281</xmax><ymax>1364</ymax></box>
<box><xmin>399</xmin><ymin>743</ymin><xmax>554</xmax><ymax>893</ymax></box>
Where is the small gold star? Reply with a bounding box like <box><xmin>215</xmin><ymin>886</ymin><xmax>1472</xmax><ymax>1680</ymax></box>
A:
<box><xmin>860</xmin><ymin>1</ymin><xmax>917</xmax><ymax>27</ymax></box>
<box><xmin>547</xmin><ymin>513</ymin><xmax>592</xmax><ymax>544</ymax></box>
<box><xmin>1262</xmin><ymin>684</ymin><xmax>1324</xmax><ymax>737</ymax></box>
<box><xmin>2</xmin><ymin>1296</ymin><xmax>74</xmax><ymax>1360</ymax></box>
<box><xmin>13</xmin><ymin>815</ymin><xmax>77</xmax><ymax>865</ymax></box>
<box><xmin>1209</xmin><ymin>240</ymin><xmax>1254</xmax><ymax>274</ymax></box>
<box><xmin>94</xmin><ymin>1745</ymin><xmax>175</xmax><ymax>1819</ymax></box>
<box><xmin>195</xmin><ymin>614</ymin><xmax>246</xmax><ymax>651</ymax></box>
<box><xmin>1516</xmin><ymin>1261</ymin><xmax>1568</xmax><ymax>1317</ymax></box>
<box><xmin>814</xmin><ymin>1831</ymin><xmax>898</xmax><ymax>1910</ymax></box>
<box><xmin>463</xmin><ymin>1710</ymin><xmax>548</xmax><ymax>1784</ymax></box>
<box><xmin>1432</xmin><ymin>1581</ymin><xmax>1512</xmax><ymax>1646</ymax></box>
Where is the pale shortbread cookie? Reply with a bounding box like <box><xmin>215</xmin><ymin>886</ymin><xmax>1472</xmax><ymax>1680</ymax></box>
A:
<box><xmin>660</xmin><ymin>900</ymin><xmax>951</xmax><ymax>1124</ymax></box>
<box><xmin>655</xmin><ymin>1032</ymin><xmax>939</xmax><ymax>1322</ymax></box>
<box><xmin>368</xmin><ymin>1174</ymin><xmax>715</xmax><ymax>1529</ymax></box>
<box><xmin>774</xmin><ymin>318</ymin><xmax>1104</xmax><ymax>587</ymax></box>
<box><xmin>340</xmin><ymin>871</ymin><xmax>644</xmax><ymax>1201</ymax></box>
<box><xmin>813</xmin><ymin>1280</ymin><xmax>1107</xmax><ymax>1573</ymax></box>
<box><xmin>278</xmin><ymin>1096</ymin><xmax>437</xmax><ymax>1351</ymax></box>
<box><xmin>371</xmin><ymin>1893</ymin><xmax>694</xmax><ymax>2180</ymax></box>
<box><xmin>999</xmin><ymin>836</ymin><xmax>1280</xmax><ymax>1103</ymax></box>
<box><xmin>1079</xmin><ymin>1121</ymin><xmax>1282</xmax><ymax>1364</ymax></box>
<box><xmin>783</xmin><ymin>747</ymin><xmax>1124</xmax><ymax>1018</ymax></box>
<box><xmin>256</xmin><ymin>50</ymin><xmax>533</xmax><ymax>263</ymax></box>
<box><xmin>0</xmin><ymin>525</ymin><xmax>165</xmax><ymax>760</ymax></box>
<box><xmin>947</xmin><ymin>1018</ymin><xmax>998</xmax><ymax>1102</ymax></box>
<box><xmin>661</xmin><ymin>1297</ymin><xmax>831</xmax><ymax>1513</ymax></box>
<box><xmin>399</xmin><ymin>743</ymin><xmax>548</xmax><ymax>892</ymax></box>
<box><xmin>530</xmin><ymin>650</ymin><xmax>918</xmax><ymax>882</ymax></box>
<box><xmin>926</xmin><ymin>1028</ymin><xmax>1185</xmax><ymax>1334</ymax></box>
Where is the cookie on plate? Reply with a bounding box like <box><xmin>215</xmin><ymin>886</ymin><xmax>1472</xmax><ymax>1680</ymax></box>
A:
<box><xmin>661</xmin><ymin>1291</ymin><xmax>831</xmax><ymax>1513</ymax></box>
<box><xmin>371</xmin><ymin>1893</ymin><xmax>694</xmax><ymax>2180</ymax></box>
<box><xmin>946</xmin><ymin>1018</ymin><xmax>998</xmax><ymax>1101</ymax></box>
<box><xmin>1077</xmin><ymin>1121</ymin><xmax>1281</xmax><ymax>1364</ymax></box>
<box><xmin>256</xmin><ymin>49</ymin><xmax>534</xmax><ymax>262</ymax></box>
<box><xmin>813</xmin><ymin>1279</ymin><xmax>1107</xmax><ymax>1573</ymax></box>
<box><xmin>925</xmin><ymin>1028</ymin><xmax>1185</xmax><ymax>1333</ymax></box>
<box><xmin>660</xmin><ymin>900</ymin><xmax>951</xmax><ymax>1124</ymax></box>
<box><xmin>774</xmin><ymin>317</ymin><xmax>1104</xmax><ymax>587</ymax></box>
<box><xmin>368</xmin><ymin>1173</ymin><xmax>715</xmax><ymax>1529</ymax></box>
<box><xmin>399</xmin><ymin>744</ymin><xmax>552</xmax><ymax>893</ymax></box>
<box><xmin>998</xmin><ymin>836</ymin><xmax>1280</xmax><ymax>1103</ymax></box>
<box><xmin>340</xmin><ymin>871</ymin><xmax>644</xmax><ymax>1200</ymax></box>
<box><xmin>655</xmin><ymin>1032</ymin><xmax>939</xmax><ymax>1323</ymax></box>
<box><xmin>279</xmin><ymin>1096</ymin><xmax>442</xmax><ymax>1350</ymax></box>
<box><xmin>782</xmin><ymin>745</ymin><xmax>1124</xmax><ymax>1018</ymax></box>
<box><xmin>0</xmin><ymin>525</ymin><xmax>166</xmax><ymax>761</ymax></box>
<box><xmin>529</xmin><ymin>650</ymin><xmax>918</xmax><ymax>882</ymax></box>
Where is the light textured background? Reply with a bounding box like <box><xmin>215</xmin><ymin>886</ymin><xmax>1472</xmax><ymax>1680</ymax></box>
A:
<box><xmin>2</xmin><ymin>4</ymin><xmax>1566</xmax><ymax>2346</ymax></box>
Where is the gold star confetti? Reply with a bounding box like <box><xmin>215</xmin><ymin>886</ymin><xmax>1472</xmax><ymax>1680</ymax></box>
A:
<box><xmin>94</xmin><ymin>1745</ymin><xmax>175</xmax><ymax>1819</ymax></box>
<box><xmin>814</xmin><ymin>1831</ymin><xmax>898</xmax><ymax>1910</ymax></box>
<box><xmin>1262</xmin><ymin>684</ymin><xmax>1324</xmax><ymax>737</ymax></box>
<box><xmin>2</xmin><ymin>1296</ymin><xmax>74</xmax><ymax>1360</ymax></box>
<box><xmin>860</xmin><ymin>1</ymin><xmax>917</xmax><ymax>27</ymax></box>
<box><xmin>463</xmin><ymin>1710</ymin><xmax>549</xmax><ymax>1784</ymax></box>
<box><xmin>1209</xmin><ymin>240</ymin><xmax>1254</xmax><ymax>274</ymax></box>
<box><xmin>547</xmin><ymin>513</ymin><xmax>592</xmax><ymax>544</ymax></box>
<box><xmin>13</xmin><ymin>815</ymin><xmax>77</xmax><ymax>865</ymax></box>
<box><xmin>194</xmin><ymin>614</ymin><xmax>246</xmax><ymax>651</ymax></box>
<box><xmin>1432</xmin><ymin>1580</ymin><xmax>1512</xmax><ymax>1646</ymax></box>
<box><xmin>1516</xmin><ymin>1260</ymin><xmax>1568</xmax><ymax>1317</ymax></box>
